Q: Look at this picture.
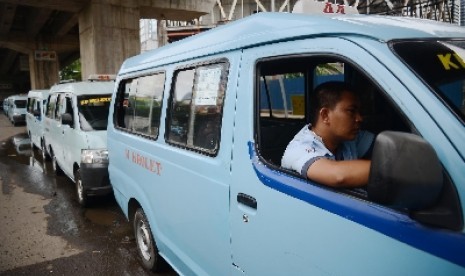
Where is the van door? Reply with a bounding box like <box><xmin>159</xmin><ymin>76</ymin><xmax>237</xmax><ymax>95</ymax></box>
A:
<box><xmin>230</xmin><ymin>37</ymin><xmax>464</xmax><ymax>275</ymax></box>
<box><xmin>61</xmin><ymin>95</ymin><xmax>77</xmax><ymax>176</ymax></box>
<box><xmin>110</xmin><ymin>53</ymin><xmax>241</xmax><ymax>275</ymax></box>
<box><xmin>52</xmin><ymin>93</ymin><xmax>66</xmax><ymax>170</ymax></box>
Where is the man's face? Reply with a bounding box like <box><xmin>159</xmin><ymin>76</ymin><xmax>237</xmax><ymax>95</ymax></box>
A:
<box><xmin>327</xmin><ymin>91</ymin><xmax>363</xmax><ymax>141</ymax></box>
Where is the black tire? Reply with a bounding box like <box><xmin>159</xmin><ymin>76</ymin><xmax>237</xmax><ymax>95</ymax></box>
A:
<box><xmin>41</xmin><ymin>140</ymin><xmax>50</xmax><ymax>161</ymax></box>
<box><xmin>51</xmin><ymin>150</ymin><xmax>64</xmax><ymax>176</ymax></box>
<box><xmin>75</xmin><ymin>169</ymin><xmax>88</xmax><ymax>207</ymax></box>
<box><xmin>30</xmin><ymin>139</ymin><xmax>36</xmax><ymax>154</ymax></box>
<box><xmin>134</xmin><ymin>208</ymin><xmax>163</xmax><ymax>272</ymax></box>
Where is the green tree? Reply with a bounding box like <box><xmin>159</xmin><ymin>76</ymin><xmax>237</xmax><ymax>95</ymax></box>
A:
<box><xmin>60</xmin><ymin>59</ymin><xmax>82</xmax><ymax>81</ymax></box>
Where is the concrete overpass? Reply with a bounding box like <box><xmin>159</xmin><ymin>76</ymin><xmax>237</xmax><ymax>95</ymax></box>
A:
<box><xmin>0</xmin><ymin>0</ymin><xmax>215</xmax><ymax>98</ymax></box>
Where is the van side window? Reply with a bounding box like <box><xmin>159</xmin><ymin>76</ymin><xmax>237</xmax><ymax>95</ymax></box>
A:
<box><xmin>114</xmin><ymin>72</ymin><xmax>165</xmax><ymax>139</ymax></box>
<box><xmin>27</xmin><ymin>98</ymin><xmax>35</xmax><ymax>114</ymax></box>
<box><xmin>55</xmin><ymin>94</ymin><xmax>65</xmax><ymax>122</ymax></box>
<box><xmin>65</xmin><ymin>97</ymin><xmax>74</xmax><ymax>128</ymax></box>
<box><xmin>166</xmin><ymin>61</ymin><xmax>228</xmax><ymax>155</ymax></box>
<box><xmin>46</xmin><ymin>94</ymin><xmax>57</xmax><ymax>119</ymax></box>
<box><xmin>256</xmin><ymin>56</ymin><xmax>410</xmax><ymax>167</ymax></box>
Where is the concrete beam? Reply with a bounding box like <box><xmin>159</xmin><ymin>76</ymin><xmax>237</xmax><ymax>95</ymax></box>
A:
<box><xmin>26</xmin><ymin>8</ymin><xmax>53</xmax><ymax>36</ymax></box>
<box><xmin>0</xmin><ymin>0</ymin><xmax>89</xmax><ymax>12</ymax></box>
<box><xmin>0</xmin><ymin>3</ymin><xmax>17</xmax><ymax>34</ymax></box>
<box><xmin>0</xmin><ymin>33</ymin><xmax>79</xmax><ymax>51</ymax></box>
<box><xmin>56</xmin><ymin>13</ymin><xmax>79</xmax><ymax>36</ymax></box>
<box><xmin>139</xmin><ymin>0</ymin><xmax>216</xmax><ymax>20</ymax></box>
<box><xmin>0</xmin><ymin>49</ymin><xmax>18</xmax><ymax>74</ymax></box>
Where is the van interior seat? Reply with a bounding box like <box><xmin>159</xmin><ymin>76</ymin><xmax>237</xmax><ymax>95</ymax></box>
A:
<box><xmin>259</xmin><ymin>119</ymin><xmax>305</xmax><ymax>166</ymax></box>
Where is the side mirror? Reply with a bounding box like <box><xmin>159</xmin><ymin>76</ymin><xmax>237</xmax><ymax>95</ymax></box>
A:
<box><xmin>368</xmin><ymin>131</ymin><xmax>443</xmax><ymax>210</ymax></box>
<box><xmin>61</xmin><ymin>113</ymin><xmax>74</xmax><ymax>127</ymax></box>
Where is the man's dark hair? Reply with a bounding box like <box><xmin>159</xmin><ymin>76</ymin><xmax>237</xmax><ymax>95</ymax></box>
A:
<box><xmin>309</xmin><ymin>81</ymin><xmax>357</xmax><ymax>125</ymax></box>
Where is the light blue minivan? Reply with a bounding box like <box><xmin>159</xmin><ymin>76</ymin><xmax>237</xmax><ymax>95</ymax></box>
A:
<box><xmin>44</xmin><ymin>76</ymin><xmax>115</xmax><ymax>206</ymax></box>
<box><xmin>108</xmin><ymin>13</ymin><xmax>465</xmax><ymax>275</ymax></box>
<box><xmin>26</xmin><ymin>89</ymin><xmax>50</xmax><ymax>159</ymax></box>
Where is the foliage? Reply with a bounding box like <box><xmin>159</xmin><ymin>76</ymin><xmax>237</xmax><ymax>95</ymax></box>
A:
<box><xmin>60</xmin><ymin>59</ymin><xmax>82</xmax><ymax>81</ymax></box>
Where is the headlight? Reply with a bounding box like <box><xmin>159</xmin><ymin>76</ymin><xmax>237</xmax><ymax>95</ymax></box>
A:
<box><xmin>81</xmin><ymin>149</ymin><xmax>108</xmax><ymax>164</ymax></box>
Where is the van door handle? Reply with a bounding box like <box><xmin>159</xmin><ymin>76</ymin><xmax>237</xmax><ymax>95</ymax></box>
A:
<box><xmin>237</xmin><ymin>193</ymin><xmax>257</xmax><ymax>210</ymax></box>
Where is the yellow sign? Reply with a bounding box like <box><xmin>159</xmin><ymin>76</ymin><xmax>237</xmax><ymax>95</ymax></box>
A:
<box><xmin>291</xmin><ymin>95</ymin><xmax>305</xmax><ymax>116</ymax></box>
<box><xmin>437</xmin><ymin>53</ymin><xmax>465</xmax><ymax>70</ymax></box>
<box><xmin>80</xmin><ymin>97</ymin><xmax>111</xmax><ymax>105</ymax></box>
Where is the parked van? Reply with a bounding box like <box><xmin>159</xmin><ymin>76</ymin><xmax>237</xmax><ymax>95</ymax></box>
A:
<box><xmin>26</xmin><ymin>89</ymin><xmax>50</xmax><ymax>158</ymax></box>
<box><xmin>3</xmin><ymin>96</ymin><xmax>11</xmax><ymax>115</ymax></box>
<box><xmin>7</xmin><ymin>94</ymin><xmax>28</xmax><ymax>126</ymax></box>
<box><xmin>44</xmin><ymin>75</ymin><xmax>115</xmax><ymax>206</ymax></box>
<box><xmin>108</xmin><ymin>13</ymin><xmax>465</xmax><ymax>275</ymax></box>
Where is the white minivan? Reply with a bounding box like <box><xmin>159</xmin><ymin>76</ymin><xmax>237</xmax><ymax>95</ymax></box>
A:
<box><xmin>7</xmin><ymin>94</ymin><xmax>28</xmax><ymax>126</ymax></box>
<box><xmin>108</xmin><ymin>13</ymin><xmax>465</xmax><ymax>275</ymax></box>
<box><xmin>2</xmin><ymin>96</ymin><xmax>11</xmax><ymax>115</ymax></box>
<box><xmin>26</xmin><ymin>89</ymin><xmax>50</xmax><ymax>159</ymax></box>
<box><xmin>44</xmin><ymin>75</ymin><xmax>115</xmax><ymax>206</ymax></box>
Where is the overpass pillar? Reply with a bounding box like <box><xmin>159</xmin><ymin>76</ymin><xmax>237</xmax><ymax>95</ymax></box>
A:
<box><xmin>29</xmin><ymin>47</ymin><xmax>60</xmax><ymax>90</ymax></box>
<box><xmin>79</xmin><ymin>0</ymin><xmax>140</xmax><ymax>79</ymax></box>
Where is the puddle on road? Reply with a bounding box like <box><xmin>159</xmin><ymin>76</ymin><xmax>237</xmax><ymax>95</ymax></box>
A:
<box><xmin>84</xmin><ymin>209</ymin><xmax>120</xmax><ymax>226</ymax></box>
<box><xmin>1</xmin><ymin>133</ymin><xmax>33</xmax><ymax>165</ymax></box>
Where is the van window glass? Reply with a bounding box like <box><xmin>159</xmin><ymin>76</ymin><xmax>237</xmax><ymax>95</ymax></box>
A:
<box><xmin>256</xmin><ymin>56</ymin><xmax>410</xmax><ymax>168</ymax></box>
<box><xmin>27</xmin><ymin>98</ymin><xmax>35</xmax><ymax>113</ymax></box>
<box><xmin>36</xmin><ymin>100</ymin><xmax>41</xmax><ymax>116</ymax></box>
<box><xmin>46</xmin><ymin>94</ymin><xmax>57</xmax><ymax>118</ymax></box>
<box><xmin>167</xmin><ymin>62</ymin><xmax>228</xmax><ymax>155</ymax></box>
<box><xmin>133</xmin><ymin>74</ymin><xmax>165</xmax><ymax>137</ymax></box>
<box><xmin>78</xmin><ymin>94</ymin><xmax>111</xmax><ymax>131</ymax></box>
<box><xmin>65</xmin><ymin>97</ymin><xmax>74</xmax><ymax>128</ymax></box>
<box><xmin>113</xmin><ymin>72</ymin><xmax>165</xmax><ymax>139</ymax></box>
<box><xmin>260</xmin><ymin>73</ymin><xmax>305</xmax><ymax>119</ymax></box>
<box><xmin>55</xmin><ymin>94</ymin><xmax>64</xmax><ymax>121</ymax></box>
<box><xmin>168</xmin><ymin>69</ymin><xmax>195</xmax><ymax>145</ymax></box>
<box><xmin>391</xmin><ymin>39</ymin><xmax>465</xmax><ymax>122</ymax></box>
<box><xmin>14</xmin><ymin>100</ymin><xmax>27</xmax><ymax>108</ymax></box>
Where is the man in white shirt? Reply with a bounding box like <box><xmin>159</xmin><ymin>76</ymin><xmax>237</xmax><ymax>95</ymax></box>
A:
<box><xmin>281</xmin><ymin>81</ymin><xmax>374</xmax><ymax>188</ymax></box>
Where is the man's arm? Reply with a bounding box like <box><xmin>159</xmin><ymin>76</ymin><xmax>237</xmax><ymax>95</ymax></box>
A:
<box><xmin>307</xmin><ymin>158</ymin><xmax>370</xmax><ymax>188</ymax></box>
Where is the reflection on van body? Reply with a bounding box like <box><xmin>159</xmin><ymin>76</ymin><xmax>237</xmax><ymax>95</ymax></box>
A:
<box><xmin>108</xmin><ymin>13</ymin><xmax>465</xmax><ymax>275</ymax></box>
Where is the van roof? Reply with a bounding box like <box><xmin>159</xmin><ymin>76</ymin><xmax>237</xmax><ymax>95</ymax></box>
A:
<box><xmin>49</xmin><ymin>80</ymin><xmax>115</xmax><ymax>96</ymax></box>
<box><xmin>9</xmin><ymin>94</ymin><xmax>28</xmax><ymax>100</ymax></box>
<box><xmin>27</xmin><ymin>89</ymin><xmax>49</xmax><ymax>99</ymax></box>
<box><xmin>119</xmin><ymin>12</ymin><xmax>465</xmax><ymax>74</ymax></box>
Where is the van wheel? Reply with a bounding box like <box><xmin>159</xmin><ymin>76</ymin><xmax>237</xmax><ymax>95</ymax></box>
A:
<box><xmin>134</xmin><ymin>208</ymin><xmax>163</xmax><ymax>272</ymax></box>
<box><xmin>41</xmin><ymin>141</ymin><xmax>50</xmax><ymax>161</ymax></box>
<box><xmin>75</xmin><ymin>169</ymin><xmax>88</xmax><ymax>207</ymax></box>
<box><xmin>30</xmin><ymin>139</ymin><xmax>35</xmax><ymax>153</ymax></box>
<box><xmin>51</xmin><ymin>152</ymin><xmax>64</xmax><ymax>176</ymax></box>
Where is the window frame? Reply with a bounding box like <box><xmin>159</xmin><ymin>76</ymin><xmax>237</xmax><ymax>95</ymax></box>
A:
<box><xmin>254</xmin><ymin>53</ymin><xmax>413</xmax><ymax>182</ymax></box>
<box><xmin>113</xmin><ymin>71</ymin><xmax>166</xmax><ymax>140</ymax></box>
<box><xmin>165</xmin><ymin>58</ymin><xmax>230</xmax><ymax>157</ymax></box>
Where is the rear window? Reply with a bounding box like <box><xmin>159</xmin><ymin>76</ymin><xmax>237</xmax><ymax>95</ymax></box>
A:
<box><xmin>391</xmin><ymin>39</ymin><xmax>465</xmax><ymax>122</ymax></box>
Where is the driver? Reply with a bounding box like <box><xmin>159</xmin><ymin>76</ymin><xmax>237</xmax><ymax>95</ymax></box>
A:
<box><xmin>281</xmin><ymin>81</ymin><xmax>374</xmax><ymax>188</ymax></box>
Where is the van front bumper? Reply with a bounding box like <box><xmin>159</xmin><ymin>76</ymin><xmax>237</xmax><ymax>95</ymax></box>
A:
<box><xmin>79</xmin><ymin>162</ymin><xmax>112</xmax><ymax>196</ymax></box>
<box><xmin>12</xmin><ymin>114</ymin><xmax>26</xmax><ymax>123</ymax></box>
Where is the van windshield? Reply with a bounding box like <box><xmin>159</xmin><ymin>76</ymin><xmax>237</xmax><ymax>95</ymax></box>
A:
<box><xmin>77</xmin><ymin>94</ymin><xmax>112</xmax><ymax>131</ymax></box>
<box><xmin>391</xmin><ymin>39</ymin><xmax>465</xmax><ymax>122</ymax></box>
<box><xmin>15</xmin><ymin>100</ymin><xmax>27</xmax><ymax>108</ymax></box>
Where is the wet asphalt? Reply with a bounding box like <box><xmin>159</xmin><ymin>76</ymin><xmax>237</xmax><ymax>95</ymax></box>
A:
<box><xmin>0</xmin><ymin>114</ymin><xmax>177</xmax><ymax>276</ymax></box>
